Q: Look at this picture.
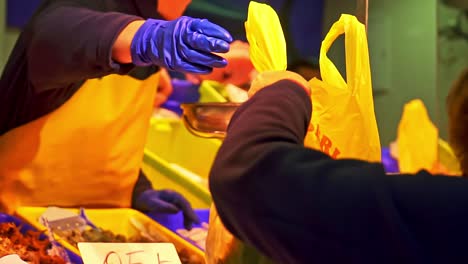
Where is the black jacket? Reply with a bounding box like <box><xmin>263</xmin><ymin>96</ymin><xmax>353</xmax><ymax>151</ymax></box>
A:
<box><xmin>209</xmin><ymin>80</ymin><xmax>468</xmax><ymax>264</ymax></box>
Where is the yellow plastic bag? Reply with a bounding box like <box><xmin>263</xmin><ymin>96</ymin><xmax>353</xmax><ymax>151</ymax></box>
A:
<box><xmin>245</xmin><ymin>1</ymin><xmax>287</xmax><ymax>72</ymax></box>
<box><xmin>396</xmin><ymin>99</ymin><xmax>461</xmax><ymax>175</ymax></box>
<box><xmin>437</xmin><ymin>138</ymin><xmax>462</xmax><ymax>175</ymax></box>
<box><xmin>205</xmin><ymin>204</ymin><xmax>237</xmax><ymax>263</ymax></box>
<box><xmin>397</xmin><ymin>99</ymin><xmax>438</xmax><ymax>173</ymax></box>
<box><xmin>205</xmin><ymin>205</ymin><xmax>273</xmax><ymax>264</ymax></box>
<box><xmin>396</xmin><ymin>99</ymin><xmax>438</xmax><ymax>173</ymax></box>
<box><xmin>306</xmin><ymin>14</ymin><xmax>381</xmax><ymax>162</ymax></box>
<box><xmin>205</xmin><ymin>2</ymin><xmax>282</xmax><ymax>263</ymax></box>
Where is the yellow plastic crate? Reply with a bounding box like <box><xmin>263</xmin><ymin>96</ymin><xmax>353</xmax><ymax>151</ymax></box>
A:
<box><xmin>15</xmin><ymin>207</ymin><xmax>206</xmax><ymax>263</ymax></box>
<box><xmin>146</xmin><ymin>118</ymin><xmax>221</xmax><ymax>179</ymax></box>
<box><xmin>142</xmin><ymin>151</ymin><xmax>212</xmax><ymax>208</ymax></box>
<box><xmin>198</xmin><ymin>80</ymin><xmax>227</xmax><ymax>103</ymax></box>
<box><xmin>143</xmin><ymin>117</ymin><xmax>222</xmax><ymax>208</ymax></box>
<box><xmin>143</xmin><ymin>81</ymin><xmax>226</xmax><ymax>209</ymax></box>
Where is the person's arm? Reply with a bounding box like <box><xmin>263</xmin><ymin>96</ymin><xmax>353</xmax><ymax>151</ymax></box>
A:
<box><xmin>112</xmin><ymin>20</ymin><xmax>145</xmax><ymax>64</ymax></box>
<box><xmin>28</xmin><ymin>4</ymin><xmax>143</xmax><ymax>92</ymax></box>
<box><xmin>209</xmin><ymin>80</ymin><xmax>468</xmax><ymax>263</ymax></box>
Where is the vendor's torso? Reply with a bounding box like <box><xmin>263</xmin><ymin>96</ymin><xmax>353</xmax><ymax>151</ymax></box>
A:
<box><xmin>0</xmin><ymin>71</ymin><xmax>158</xmax><ymax>213</ymax></box>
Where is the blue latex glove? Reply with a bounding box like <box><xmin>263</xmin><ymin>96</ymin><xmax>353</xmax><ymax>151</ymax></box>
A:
<box><xmin>131</xmin><ymin>16</ymin><xmax>233</xmax><ymax>73</ymax></box>
<box><xmin>134</xmin><ymin>189</ymin><xmax>200</xmax><ymax>230</ymax></box>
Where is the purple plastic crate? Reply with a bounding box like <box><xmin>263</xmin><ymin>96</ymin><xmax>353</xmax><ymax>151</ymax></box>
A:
<box><xmin>147</xmin><ymin>209</ymin><xmax>210</xmax><ymax>250</ymax></box>
<box><xmin>147</xmin><ymin>209</ymin><xmax>209</xmax><ymax>232</ymax></box>
<box><xmin>381</xmin><ymin>147</ymin><xmax>399</xmax><ymax>173</ymax></box>
<box><xmin>168</xmin><ymin>79</ymin><xmax>200</xmax><ymax>103</ymax></box>
<box><xmin>160</xmin><ymin>79</ymin><xmax>200</xmax><ymax>116</ymax></box>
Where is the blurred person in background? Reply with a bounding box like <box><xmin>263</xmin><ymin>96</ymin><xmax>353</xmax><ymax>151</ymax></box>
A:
<box><xmin>184</xmin><ymin>40</ymin><xmax>256</xmax><ymax>103</ymax></box>
<box><xmin>447</xmin><ymin>68</ymin><xmax>468</xmax><ymax>175</ymax></box>
<box><xmin>288</xmin><ymin>59</ymin><xmax>321</xmax><ymax>80</ymax></box>
<box><xmin>0</xmin><ymin>0</ymin><xmax>233</xmax><ymax>230</ymax></box>
<box><xmin>186</xmin><ymin>40</ymin><xmax>256</xmax><ymax>89</ymax></box>
<box><xmin>209</xmin><ymin>68</ymin><xmax>468</xmax><ymax>263</ymax></box>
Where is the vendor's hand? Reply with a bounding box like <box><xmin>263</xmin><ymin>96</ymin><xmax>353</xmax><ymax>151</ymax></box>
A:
<box><xmin>249</xmin><ymin>70</ymin><xmax>310</xmax><ymax>98</ymax></box>
<box><xmin>134</xmin><ymin>189</ymin><xmax>200</xmax><ymax>230</ymax></box>
<box><xmin>154</xmin><ymin>68</ymin><xmax>173</xmax><ymax>107</ymax></box>
<box><xmin>185</xmin><ymin>40</ymin><xmax>256</xmax><ymax>87</ymax></box>
<box><xmin>131</xmin><ymin>16</ymin><xmax>233</xmax><ymax>74</ymax></box>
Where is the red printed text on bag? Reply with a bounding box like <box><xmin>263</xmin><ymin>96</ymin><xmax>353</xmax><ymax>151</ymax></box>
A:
<box><xmin>309</xmin><ymin>123</ymin><xmax>341</xmax><ymax>159</ymax></box>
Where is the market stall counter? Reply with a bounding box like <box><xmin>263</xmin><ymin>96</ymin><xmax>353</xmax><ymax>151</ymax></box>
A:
<box><xmin>15</xmin><ymin>207</ymin><xmax>206</xmax><ymax>264</ymax></box>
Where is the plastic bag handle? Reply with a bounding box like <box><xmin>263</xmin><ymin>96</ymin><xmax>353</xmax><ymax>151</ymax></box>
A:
<box><xmin>318</xmin><ymin>14</ymin><xmax>367</xmax><ymax>93</ymax></box>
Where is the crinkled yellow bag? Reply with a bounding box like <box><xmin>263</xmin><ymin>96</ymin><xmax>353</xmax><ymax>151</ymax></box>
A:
<box><xmin>205</xmin><ymin>3</ymin><xmax>283</xmax><ymax>263</ymax></box>
<box><xmin>397</xmin><ymin>99</ymin><xmax>438</xmax><ymax>173</ymax></box>
<box><xmin>306</xmin><ymin>14</ymin><xmax>381</xmax><ymax>162</ymax></box>
<box><xmin>205</xmin><ymin>205</ymin><xmax>273</xmax><ymax>264</ymax></box>
<box><xmin>245</xmin><ymin>1</ymin><xmax>287</xmax><ymax>72</ymax></box>
<box><xmin>396</xmin><ymin>99</ymin><xmax>461</xmax><ymax>175</ymax></box>
<box><xmin>438</xmin><ymin>138</ymin><xmax>462</xmax><ymax>175</ymax></box>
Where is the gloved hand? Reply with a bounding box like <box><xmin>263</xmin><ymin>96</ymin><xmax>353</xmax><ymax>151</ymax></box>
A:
<box><xmin>133</xmin><ymin>189</ymin><xmax>200</xmax><ymax>230</ymax></box>
<box><xmin>131</xmin><ymin>16</ymin><xmax>233</xmax><ymax>74</ymax></box>
<box><xmin>249</xmin><ymin>70</ymin><xmax>310</xmax><ymax>98</ymax></box>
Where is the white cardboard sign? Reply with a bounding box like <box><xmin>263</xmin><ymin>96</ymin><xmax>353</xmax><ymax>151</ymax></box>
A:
<box><xmin>78</xmin><ymin>243</ymin><xmax>181</xmax><ymax>264</ymax></box>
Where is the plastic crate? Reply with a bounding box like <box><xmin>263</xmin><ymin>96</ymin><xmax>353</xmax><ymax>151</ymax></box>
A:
<box><xmin>168</xmin><ymin>79</ymin><xmax>200</xmax><ymax>103</ymax></box>
<box><xmin>143</xmin><ymin>117</ymin><xmax>222</xmax><ymax>208</ymax></box>
<box><xmin>143</xmin><ymin>79</ymin><xmax>227</xmax><ymax>209</ymax></box>
<box><xmin>146</xmin><ymin>118</ymin><xmax>221</xmax><ymax>179</ymax></box>
<box><xmin>0</xmin><ymin>213</ymin><xmax>83</xmax><ymax>264</ymax></box>
<box><xmin>142</xmin><ymin>150</ymin><xmax>212</xmax><ymax>209</ymax></box>
<box><xmin>198</xmin><ymin>81</ymin><xmax>227</xmax><ymax>103</ymax></box>
<box><xmin>148</xmin><ymin>209</ymin><xmax>209</xmax><ymax>233</ymax></box>
<box><xmin>160</xmin><ymin>79</ymin><xmax>201</xmax><ymax>116</ymax></box>
<box><xmin>148</xmin><ymin>209</ymin><xmax>210</xmax><ymax>251</ymax></box>
<box><xmin>15</xmin><ymin>207</ymin><xmax>205</xmax><ymax>263</ymax></box>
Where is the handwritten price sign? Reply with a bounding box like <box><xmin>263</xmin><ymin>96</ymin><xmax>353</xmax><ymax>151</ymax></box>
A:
<box><xmin>78</xmin><ymin>243</ymin><xmax>181</xmax><ymax>264</ymax></box>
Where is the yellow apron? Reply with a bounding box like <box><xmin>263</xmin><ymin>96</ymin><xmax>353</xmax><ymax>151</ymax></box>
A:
<box><xmin>0</xmin><ymin>73</ymin><xmax>158</xmax><ymax>213</ymax></box>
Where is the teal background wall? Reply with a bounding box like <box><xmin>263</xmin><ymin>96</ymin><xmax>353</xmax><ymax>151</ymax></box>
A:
<box><xmin>0</xmin><ymin>0</ymin><xmax>20</xmax><ymax>73</ymax></box>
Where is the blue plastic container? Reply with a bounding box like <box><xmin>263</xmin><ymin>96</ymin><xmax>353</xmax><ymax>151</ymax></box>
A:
<box><xmin>147</xmin><ymin>209</ymin><xmax>210</xmax><ymax>250</ymax></box>
<box><xmin>0</xmin><ymin>213</ymin><xmax>83</xmax><ymax>264</ymax></box>
<box><xmin>168</xmin><ymin>79</ymin><xmax>200</xmax><ymax>103</ymax></box>
<box><xmin>381</xmin><ymin>147</ymin><xmax>400</xmax><ymax>173</ymax></box>
<box><xmin>161</xmin><ymin>100</ymin><xmax>184</xmax><ymax>116</ymax></box>
<box><xmin>147</xmin><ymin>209</ymin><xmax>210</xmax><ymax>232</ymax></box>
<box><xmin>161</xmin><ymin>79</ymin><xmax>201</xmax><ymax>116</ymax></box>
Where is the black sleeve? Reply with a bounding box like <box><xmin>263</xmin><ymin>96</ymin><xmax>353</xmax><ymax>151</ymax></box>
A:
<box><xmin>131</xmin><ymin>169</ymin><xmax>154</xmax><ymax>207</ymax></box>
<box><xmin>209</xmin><ymin>80</ymin><xmax>468</xmax><ymax>264</ymax></box>
<box><xmin>27</xmin><ymin>3</ymin><xmax>142</xmax><ymax>92</ymax></box>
